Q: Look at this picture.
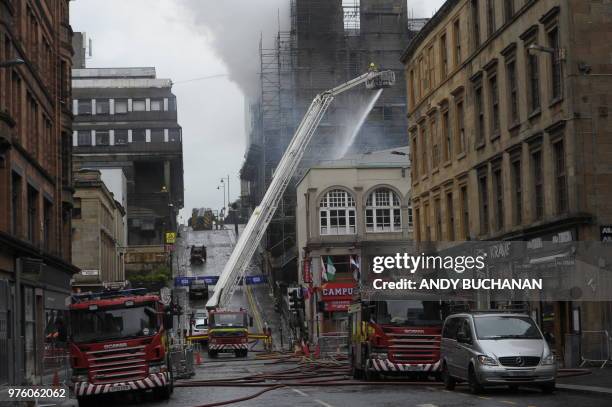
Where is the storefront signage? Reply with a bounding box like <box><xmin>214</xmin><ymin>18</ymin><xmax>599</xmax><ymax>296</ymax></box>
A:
<box><xmin>303</xmin><ymin>258</ymin><xmax>312</xmax><ymax>283</ymax></box>
<box><xmin>165</xmin><ymin>232</ymin><xmax>177</xmax><ymax>244</ymax></box>
<box><xmin>80</xmin><ymin>270</ymin><xmax>99</xmax><ymax>276</ymax></box>
<box><xmin>601</xmin><ymin>225</ymin><xmax>612</xmax><ymax>242</ymax></box>
<box><xmin>321</xmin><ymin>282</ymin><xmax>355</xmax><ymax>309</ymax></box>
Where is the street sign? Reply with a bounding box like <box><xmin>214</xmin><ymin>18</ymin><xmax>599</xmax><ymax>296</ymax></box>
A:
<box><xmin>165</xmin><ymin>232</ymin><xmax>177</xmax><ymax>244</ymax></box>
<box><xmin>160</xmin><ymin>287</ymin><xmax>172</xmax><ymax>305</ymax></box>
<box><xmin>601</xmin><ymin>225</ymin><xmax>612</xmax><ymax>242</ymax></box>
<box><xmin>173</xmin><ymin>275</ymin><xmax>265</xmax><ymax>287</ymax></box>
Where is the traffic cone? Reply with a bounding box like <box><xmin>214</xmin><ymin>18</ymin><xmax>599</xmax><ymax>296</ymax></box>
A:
<box><xmin>314</xmin><ymin>343</ymin><xmax>320</xmax><ymax>359</ymax></box>
<box><xmin>195</xmin><ymin>351</ymin><xmax>202</xmax><ymax>365</ymax></box>
<box><xmin>52</xmin><ymin>369</ymin><xmax>60</xmax><ymax>387</ymax></box>
<box><xmin>302</xmin><ymin>340</ymin><xmax>310</xmax><ymax>358</ymax></box>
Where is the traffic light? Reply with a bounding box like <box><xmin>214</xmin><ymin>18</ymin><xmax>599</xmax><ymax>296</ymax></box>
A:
<box><xmin>288</xmin><ymin>288</ymin><xmax>299</xmax><ymax>311</ymax></box>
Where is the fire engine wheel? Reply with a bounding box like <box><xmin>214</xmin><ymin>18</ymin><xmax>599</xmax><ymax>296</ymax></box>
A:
<box><xmin>77</xmin><ymin>396</ymin><xmax>96</xmax><ymax>407</ymax></box>
<box><xmin>235</xmin><ymin>349</ymin><xmax>248</xmax><ymax>358</ymax></box>
<box><xmin>365</xmin><ymin>368</ymin><xmax>380</xmax><ymax>381</ymax></box>
<box><xmin>154</xmin><ymin>385</ymin><xmax>172</xmax><ymax>401</ymax></box>
<box><xmin>208</xmin><ymin>350</ymin><xmax>218</xmax><ymax>358</ymax></box>
<box><xmin>442</xmin><ymin>363</ymin><xmax>456</xmax><ymax>390</ymax></box>
<box><xmin>351</xmin><ymin>365</ymin><xmax>364</xmax><ymax>380</ymax></box>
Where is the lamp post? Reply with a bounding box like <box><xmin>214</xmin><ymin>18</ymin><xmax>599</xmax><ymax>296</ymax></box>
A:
<box><xmin>220</xmin><ymin>175</ymin><xmax>230</xmax><ymax>207</ymax></box>
<box><xmin>217</xmin><ymin>184</ymin><xmax>226</xmax><ymax>212</ymax></box>
<box><xmin>0</xmin><ymin>58</ymin><xmax>25</xmax><ymax>68</ymax></box>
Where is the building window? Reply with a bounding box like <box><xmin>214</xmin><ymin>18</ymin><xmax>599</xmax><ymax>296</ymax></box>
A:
<box><xmin>506</xmin><ymin>59</ymin><xmax>519</xmax><ymax>126</ymax></box>
<box><xmin>320</xmin><ymin>189</ymin><xmax>356</xmax><ymax>235</ymax></box>
<box><xmin>414</xmin><ymin>207</ymin><xmax>421</xmax><ymax>241</ymax></box>
<box><xmin>461</xmin><ymin>185</ymin><xmax>470</xmax><ymax>239</ymax></box>
<box><xmin>527</xmin><ymin>48</ymin><xmax>540</xmax><ymax>113</ymax></box>
<box><xmin>169</xmin><ymin>128</ymin><xmax>181</xmax><ymax>142</ymax></box>
<box><xmin>453</xmin><ymin>19</ymin><xmax>461</xmax><ymax>66</ymax></box>
<box><xmin>455</xmin><ymin>99</ymin><xmax>466</xmax><ymax>154</ymax></box>
<box><xmin>532</xmin><ymin>149</ymin><xmax>544</xmax><ymax>219</ymax></box>
<box><xmin>115</xmin><ymin>129</ymin><xmax>128</xmax><ymax>145</ymax></box>
<box><xmin>150</xmin><ymin>128</ymin><xmax>164</xmax><ymax>143</ymax></box>
<box><xmin>554</xmin><ymin>139</ymin><xmax>568</xmax><ymax>214</ymax></box>
<box><xmin>548</xmin><ymin>26</ymin><xmax>562</xmax><ymax>101</ymax></box>
<box><xmin>95</xmin><ymin>130</ymin><xmax>109</xmax><ymax>146</ymax></box>
<box><xmin>420</xmin><ymin>124</ymin><xmax>428</xmax><ymax>175</ymax></box>
<box><xmin>43</xmin><ymin>199</ymin><xmax>52</xmax><ymax>252</ymax></box>
<box><xmin>27</xmin><ymin>186</ymin><xmax>38</xmax><ymax>244</ymax></box>
<box><xmin>424</xmin><ymin>202</ymin><xmax>431</xmax><ymax>241</ymax></box>
<box><xmin>478</xmin><ymin>172</ymin><xmax>489</xmax><ymax>235</ymax></box>
<box><xmin>409</xmin><ymin>70</ymin><xmax>416</xmax><ymax>107</ymax></box>
<box><xmin>365</xmin><ymin>188</ymin><xmax>402</xmax><ymax>233</ymax></box>
<box><xmin>72</xmin><ymin>197</ymin><xmax>82</xmax><ymax>219</ymax></box>
<box><xmin>78</xmin><ymin>99</ymin><xmax>91</xmax><ymax>115</ymax></box>
<box><xmin>96</xmin><ymin>99</ymin><xmax>109</xmax><ymax>114</ymax></box>
<box><xmin>132</xmin><ymin>129</ymin><xmax>146</xmax><ymax>143</ymax></box>
<box><xmin>442</xmin><ymin>109</ymin><xmax>451</xmax><ymax>161</ymax></box>
<box><xmin>434</xmin><ymin>198</ymin><xmax>442</xmax><ymax>240</ymax></box>
<box><xmin>471</xmin><ymin>0</ymin><xmax>480</xmax><ymax>48</ymax></box>
<box><xmin>168</xmin><ymin>97</ymin><xmax>177</xmax><ymax>111</ymax></box>
<box><xmin>440</xmin><ymin>33</ymin><xmax>448</xmax><ymax>79</ymax></box>
<box><xmin>431</xmin><ymin>117</ymin><xmax>439</xmax><ymax>168</ymax></box>
<box><xmin>474</xmin><ymin>82</ymin><xmax>485</xmax><ymax>146</ymax></box>
<box><xmin>11</xmin><ymin>172</ymin><xmax>22</xmax><ymax>236</ymax></box>
<box><xmin>408</xmin><ymin>204</ymin><xmax>413</xmax><ymax>228</ymax></box>
<box><xmin>489</xmin><ymin>72</ymin><xmax>500</xmax><ymax>137</ymax></box>
<box><xmin>150</xmin><ymin>98</ymin><xmax>163</xmax><ymax>111</ymax></box>
<box><xmin>511</xmin><ymin>158</ymin><xmax>522</xmax><ymax>225</ymax></box>
<box><xmin>132</xmin><ymin>98</ymin><xmax>146</xmax><ymax>112</ymax></box>
<box><xmin>77</xmin><ymin>130</ymin><xmax>91</xmax><ymax>146</ymax></box>
<box><xmin>411</xmin><ymin>135</ymin><xmax>418</xmax><ymax>178</ymax></box>
<box><xmin>446</xmin><ymin>191</ymin><xmax>455</xmax><ymax>240</ymax></box>
<box><xmin>504</xmin><ymin>0</ymin><xmax>514</xmax><ymax>23</ymax></box>
<box><xmin>428</xmin><ymin>45</ymin><xmax>435</xmax><ymax>90</ymax></box>
<box><xmin>115</xmin><ymin>99</ymin><xmax>128</xmax><ymax>114</ymax></box>
<box><xmin>486</xmin><ymin>0</ymin><xmax>495</xmax><ymax>36</ymax></box>
<box><xmin>493</xmin><ymin>166</ymin><xmax>504</xmax><ymax>231</ymax></box>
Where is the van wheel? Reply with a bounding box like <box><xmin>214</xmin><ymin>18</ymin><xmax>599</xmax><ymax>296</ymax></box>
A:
<box><xmin>442</xmin><ymin>363</ymin><xmax>456</xmax><ymax>390</ymax></box>
<box><xmin>468</xmin><ymin>365</ymin><xmax>483</xmax><ymax>394</ymax></box>
<box><xmin>541</xmin><ymin>382</ymin><xmax>555</xmax><ymax>394</ymax></box>
<box><xmin>77</xmin><ymin>396</ymin><xmax>96</xmax><ymax>407</ymax></box>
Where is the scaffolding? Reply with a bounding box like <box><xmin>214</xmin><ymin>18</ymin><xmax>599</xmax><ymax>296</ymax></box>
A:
<box><xmin>250</xmin><ymin>0</ymin><xmax>420</xmax><ymax>275</ymax></box>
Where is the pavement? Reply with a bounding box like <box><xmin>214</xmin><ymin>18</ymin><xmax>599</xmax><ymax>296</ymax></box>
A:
<box><xmin>556</xmin><ymin>365</ymin><xmax>612</xmax><ymax>395</ymax></box>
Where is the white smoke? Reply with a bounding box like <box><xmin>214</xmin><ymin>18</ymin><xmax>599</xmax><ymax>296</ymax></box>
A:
<box><xmin>177</xmin><ymin>0</ymin><xmax>289</xmax><ymax>100</ymax></box>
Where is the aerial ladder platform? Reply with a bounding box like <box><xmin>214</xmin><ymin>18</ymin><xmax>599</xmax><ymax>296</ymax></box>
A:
<box><xmin>207</xmin><ymin>68</ymin><xmax>396</xmax><ymax>310</ymax></box>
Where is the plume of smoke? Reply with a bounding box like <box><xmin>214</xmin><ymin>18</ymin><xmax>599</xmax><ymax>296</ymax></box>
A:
<box><xmin>178</xmin><ymin>0</ymin><xmax>289</xmax><ymax>100</ymax></box>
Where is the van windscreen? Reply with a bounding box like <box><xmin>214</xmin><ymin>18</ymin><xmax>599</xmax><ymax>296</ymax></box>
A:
<box><xmin>474</xmin><ymin>316</ymin><xmax>542</xmax><ymax>340</ymax></box>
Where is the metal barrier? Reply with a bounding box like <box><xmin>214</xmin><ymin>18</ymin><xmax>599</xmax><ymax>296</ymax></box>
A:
<box><xmin>580</xmin><ymin>330</ymin><xmax>610</xmax><ymax>368</ymax></box>
<box><xmin>170</xmin><ymin>344</ymin><xmax>195</xmax><ymax>379</ymax></box>
<box><xmin>42</xmin><ymin>344</ymin><xmax>70</xmax><ymax>386</ymax></box>
<box><xmin>317</xmin><ymin>333</ymin><xmax>349</xmax><ymax>357</ymax></box>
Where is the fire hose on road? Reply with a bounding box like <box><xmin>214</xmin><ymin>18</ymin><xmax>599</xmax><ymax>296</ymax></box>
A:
<box><xmin>175</xmin><ymin>354</ymin><xmax>595</xmax><ymax>407</ymax></box>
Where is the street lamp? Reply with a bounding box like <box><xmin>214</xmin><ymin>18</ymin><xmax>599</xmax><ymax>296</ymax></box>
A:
<box><xmin>220</xmin><ymin>175</ymin><xmax>230</xmax><ymax>207</ymax></box>
<box><xmin>217</xmin><ymin>183</ymin><xmax>226</xmax><ymax>211</ymax></box>
<box><xmin>0</xmin><ymin>58</ymin><xmax>25</xmax><ymax>68</ymax></box>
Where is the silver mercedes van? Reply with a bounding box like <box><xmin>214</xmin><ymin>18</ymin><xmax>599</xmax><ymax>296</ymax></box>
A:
<box><xmin>440</xmin><ymin>312</ymin><xmax>556</xmax><ymax>394</ymax></box>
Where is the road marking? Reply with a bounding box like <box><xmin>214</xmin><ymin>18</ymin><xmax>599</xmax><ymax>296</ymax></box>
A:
<box><xmin>416</xmin><ymin>404</ymin><xmax>439</xmax><ymax>407</ymax></box>
<box><xmin>291</xmin><ymin>388</ymin><xmax>308</xmax><ymax>397</ymax></box>
<box><xmin>314</xmin><ymin>398</ymin><xmax>335</xmax><ymax>407</ymax></box>
<box><xmin>478</xmin><ymin>396</ymin><xmax>491</xmax><ymax>400</ymax></box>
<box><xmin>500</xmin><ymin>401</ymin><xmax>517</xmax><ymax>405</ymax></box>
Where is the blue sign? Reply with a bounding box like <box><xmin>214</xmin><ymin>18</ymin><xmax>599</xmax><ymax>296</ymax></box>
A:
<box><xmin>174</xmin><ymin>275</ymin><xmax>267</xmax><ymax>287</ymax></box>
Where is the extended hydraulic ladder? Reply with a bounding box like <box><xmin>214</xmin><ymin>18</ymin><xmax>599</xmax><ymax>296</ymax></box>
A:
<box><xmin>207</xmin><ymin>69</ymin><xmax>395</xmax><ymax>309</ymax></box>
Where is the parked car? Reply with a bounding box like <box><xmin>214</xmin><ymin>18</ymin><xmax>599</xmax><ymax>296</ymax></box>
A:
<box><xmin>189</xmin><ymin>280</ymin><xmax>209</xmax><ymax>301</ymax></box>
<box><xmin>190</xmin><ymin>309</ymin><xmax>208</xmax><ymax>344</ymax></box>
<box><xmin>440</xmin><ymin>312</ymin><xmax>556</xmax><ymax>394</ymax></box>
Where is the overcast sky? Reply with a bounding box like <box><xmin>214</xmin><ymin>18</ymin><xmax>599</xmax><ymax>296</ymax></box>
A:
<box><xmin>70</xmin><ymin>0</ymin><xmax>445</xmax><ymax>223</ymax></box>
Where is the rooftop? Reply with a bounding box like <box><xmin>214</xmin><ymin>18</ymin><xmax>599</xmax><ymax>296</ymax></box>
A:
<box><xmin>72</xmin><ymin>67</ymin><xmax>172</xmax><ymax>89</ymax></box>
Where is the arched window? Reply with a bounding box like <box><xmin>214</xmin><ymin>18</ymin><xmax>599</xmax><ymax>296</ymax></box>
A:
<box><xmin>320</xmin><ymin>189</ymin><xmax>356</xmax><ymax>235</ymax></box>
<box><xmin>365</xmin><ymin>188</ymin><xmax>402</xmax><ymax>232</ymax></box>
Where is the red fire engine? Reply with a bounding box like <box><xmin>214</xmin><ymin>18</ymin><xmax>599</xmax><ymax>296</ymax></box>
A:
<box><xmin>349</xmin><ymin>299</ymin><xmax>444</xmax><ymax>380</ymax></box>
<box><xmin>68</xmin><ymin>288</ymin><xmax>174</xmax><ymax>406</ymax></box>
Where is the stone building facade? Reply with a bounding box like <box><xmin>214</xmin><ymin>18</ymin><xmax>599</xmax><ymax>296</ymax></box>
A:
<box><xmin>296</xmin><ymin>148</ymin><xmax>412</xmax><ymax>341</ymax></box>
<box><xmin>0</xmin><ymin>0</ymin><xmax>76</xmax><ymax>385</ymax></box>
<box><xmin>401</xmin><ymin>0</ymin><xmax>612</xmax><ymax>363</ymax></box>
<box><xmin>72</xmin><ymin>169</ymin><xmax>126</xmax><ymax>291</ymax></box>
